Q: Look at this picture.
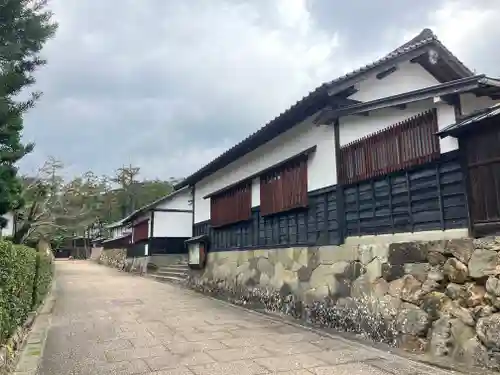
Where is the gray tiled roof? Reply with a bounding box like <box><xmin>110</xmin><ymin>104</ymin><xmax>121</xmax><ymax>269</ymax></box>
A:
<box><xmin>175</xmin><ymin>28</ymin><xmax>473</xmax><ymax>189</ymax></box>
<box><xmin>439</xmin><ymin>103</ymin><xmax>500</xmax><ymax>137</ymax></box>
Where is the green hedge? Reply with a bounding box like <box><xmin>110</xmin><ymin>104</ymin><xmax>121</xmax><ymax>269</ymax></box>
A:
<box><xmin>32</xmin><ymin>252</ymin><xmax>54</xmax><ymax>309</ymax></box>
<box><xmin>0</xmin><ymin>240</ymin><xmax>54</xmax><ymax>344</ymax></box>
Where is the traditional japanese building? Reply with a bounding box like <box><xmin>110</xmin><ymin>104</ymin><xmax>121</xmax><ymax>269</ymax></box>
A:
<box><xmin>122</xmin><ymin>186</ymin><xmax>193</xmax><ymax>268</ymax></box>
<box><xmin>175</xmin><ymin>29</ymin><xmax>500</xmax><ymax>279</ymax></box>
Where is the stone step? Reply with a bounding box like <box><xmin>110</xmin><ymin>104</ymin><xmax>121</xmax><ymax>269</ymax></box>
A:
<box><xmin>151</xmin><ymin>274</ymin><xmax>186</xmax><ymax>284</ymax></box>
<box><xmin>155</xmin><ymin>270</ymin><xmax>187</xmax><ymax>278</ymax></box>
<box><xmin>158</xmin><ymin>264</ymin><xmax>188</xmax><ymax>271</ymax></box>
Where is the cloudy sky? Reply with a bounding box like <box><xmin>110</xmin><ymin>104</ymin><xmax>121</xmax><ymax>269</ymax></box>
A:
<box><xmin>19</xmin><ymin>0</ymin><xmax>500</xmax><ymax>180</ymax></box>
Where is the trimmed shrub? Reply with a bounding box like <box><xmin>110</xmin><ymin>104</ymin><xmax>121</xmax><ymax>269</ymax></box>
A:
<box><xmin>0</xmin><ymin>240</ymin><xmax>54</xmax><ymax>344</ymax></box>
<box><xmin>0</xmin><ymin>242</ymin><xmax>36</xmax><ymax>343</ymax></box>
<box><xmin>32</xmin><ymin>252</ymin><xmax>54</xmax><ymax>309</ymax></box>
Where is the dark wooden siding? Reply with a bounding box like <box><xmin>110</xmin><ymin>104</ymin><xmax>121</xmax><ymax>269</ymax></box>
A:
<box><xmin>344</xmin><ymin>151</ymin><xmax>467</xmax><ymax>236</ymax></box>
<box><xmin>149</xmin><ymin>237</ymin><xmax>188</xmax><ymax>255</ymax></box>
<box><xmin>194</xmin><ymin>187</ymin><xmax>341</xmax><ymax>250</ymax></box>
<box><xmin>339</xmin><ymin>109</ymin><xmax>440</xmax><ymax>184</ymax></box>
<box><xmin>132</xmin><ymin>220</ymin><xmax>149</xmax><ymax>243</ymax></box>
<box><xmin>127</xmin><ymin>242</ymin><xmax>146</xmax><ymax>257</ymax></box>
<box><xmin>193</xmin><ymin>152</ymin><xmax>467</xmax><ymax>251</ymax></box>
<box><xmin>463</xmin><ymin>121</ymin><xmax>500</xmax><ymax>236</ymax></box>
<box><xmin>260</xmin><ymin>157</ymin><xmax>308</xmax><ymax>216</ymax></box>
<box><xmin>210</xmin><ymin>182</ymin><xmax>251</xmax><ymax>228</ymax></box>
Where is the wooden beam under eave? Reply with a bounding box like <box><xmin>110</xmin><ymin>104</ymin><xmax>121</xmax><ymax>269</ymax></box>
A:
<box><xmin>337</xmin><ymin>85</ymin><xmax>359</xmax><ymax>97</ymax></box>
<box><xmin>376</xmin><ymin>66</ymin><xmax>398</xmax><ymax>80</ymax></box>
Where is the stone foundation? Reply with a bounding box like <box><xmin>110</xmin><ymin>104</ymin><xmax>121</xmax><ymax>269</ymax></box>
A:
<box><xmin>98</xmin><ymin>249</ymin><xmax>126</xmax><ymax>270</ymax></box>
<box><xmin>90</xmin><ymin>246</ymin><xmax>103</xmax><ymax>260</ymax></box>
<box><xmin>124</xmin><ymin>256</ymin><xmax>148</xmax><ymax>274</ymax></box>
<box><xmin>189</xmin><ymin>237</ymin><xmax>500</xmax><ymax>370</ymax></box>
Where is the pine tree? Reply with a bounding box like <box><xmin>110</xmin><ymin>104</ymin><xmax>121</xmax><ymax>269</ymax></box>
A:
<box><xmin>0</xmin><ymin>0</ymin><xmax>57</xmax><ymax>228</ymax></box>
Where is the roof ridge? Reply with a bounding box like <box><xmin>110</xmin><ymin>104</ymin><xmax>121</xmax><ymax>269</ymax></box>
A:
<box><xmin>175</xmin><ymin>29</ymin><xmax>474</xmax><ymax>189</ymax></box>
<box><xmin>386</xmin><ymin>28</ymin><xmax>436</xmax><ymax>56</ymax></box>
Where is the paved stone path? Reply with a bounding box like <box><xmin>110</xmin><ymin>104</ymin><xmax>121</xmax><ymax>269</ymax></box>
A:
<box><xmin>39</xmin><ymin>261</ymin><xmax>462</xmax><ymax>375</ymax></box>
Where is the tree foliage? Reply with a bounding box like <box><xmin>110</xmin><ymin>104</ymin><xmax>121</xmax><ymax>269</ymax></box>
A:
<box><xmin>14</xmin><ymin>159</ymin><xmax>178</xmax><ymax>245</ymax></box>
<box><xmin>0</xmin><ymin>0</ymin><xmax>57</xmax><ymax>227</ymax></box>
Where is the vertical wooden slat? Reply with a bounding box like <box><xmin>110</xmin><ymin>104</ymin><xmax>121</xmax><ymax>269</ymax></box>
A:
<box><xmin>338</xmin><ymin>109</ymin><xmax>441</xmax><ymax>185</ymax></box>
<box><xmin>211</xmin><ymin>181</ymin><xmax>252</xmax><ymax>227</ymax></box>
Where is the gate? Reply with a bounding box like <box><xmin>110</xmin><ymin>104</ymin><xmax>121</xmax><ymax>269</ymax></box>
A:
<box><xmin>463</xmin><ymin>122</ymin><xmax>500</xmax><ymax>236</ymax></box>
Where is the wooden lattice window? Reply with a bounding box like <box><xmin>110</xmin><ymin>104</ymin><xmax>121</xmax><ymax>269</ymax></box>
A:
<box><xmin>339</xmin><ymin>109</ymin><xmax>439</xmax><ymax>184</ymax></box>
<box><xmin>210</xmin><ymin>182</ymin><xmax>251</xmax><ymax>228</ymax></box>
<box><xmin>260</xmin><ymin>156</ymin><xmax>308</xmax><ymax>216</ymax></box>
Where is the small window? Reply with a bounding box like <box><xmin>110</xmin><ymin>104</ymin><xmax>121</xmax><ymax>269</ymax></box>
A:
<box><xmin>210</xmin><ymin>182</ymin><xmax>251</xmax><ymax>228</ymax></box>
<box><xmin>339</xmin><ymin>109</ymin><xmax>439</xmax><ymax>184</ymax></box>
<box><xmin>260</xmin><ymin>156</ymin><xmax>308</xmax><ymax>216</ymax></box>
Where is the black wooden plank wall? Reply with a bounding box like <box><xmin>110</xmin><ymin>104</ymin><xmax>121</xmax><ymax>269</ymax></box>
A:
<box><xmin>127</xmin><ymin>242</ymin><xmax>146</xmax><ymax>257</ymax></box>
<box><xmin>149</xmin><ymin>237</ymin><xmax>189</xmax><ymax>255</ymax></box>
<box><xmin>193</xmin><ymin>187</ymin><xmax>341</xmax><ymax>251</ymax></box>
<box><xmin>343</xmin><ymin>151</ymin><xmax>467</xmax><ymax>237</ymax></box>
<box><xmin>193</xmin><ymin>152</ymin><xmax>468</xmax><ymax>251</ymax></box>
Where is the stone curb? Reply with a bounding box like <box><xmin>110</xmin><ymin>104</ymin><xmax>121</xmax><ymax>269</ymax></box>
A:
<box><xmin>12</xmin><ymin>280</ymin><xmax>57</xmax><ymax>375</ymax></box>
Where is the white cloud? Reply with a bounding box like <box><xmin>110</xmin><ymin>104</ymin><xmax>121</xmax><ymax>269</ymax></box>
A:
<box><xmin>21</xmin><ymin>0</ymin><xmax>343</xmax><ymax>179</ymax></box>
<box><xmin>19</xmin><ymin>0</ymin><xmax>500</xmax><ymax>181</ymax></box>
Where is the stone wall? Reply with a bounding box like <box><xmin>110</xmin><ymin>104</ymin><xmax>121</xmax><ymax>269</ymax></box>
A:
<box><xmin>98</xmin><ymin>248</ymin><xmax>126</xmax><ymax>270</ymax></box>
<box><xmin>124</xmin><ymin>256</ymin><xmax>148</xmax><ymax>274</ymax></box>
<box><xmin>189</xmin><ymin>237</ymin><xmax>500</xmax><ymax>370</ymax></box>
<box><xmin>90</xmin><ymin>246</ymin><xmax>103</xmax><ymax>261</ymax></box>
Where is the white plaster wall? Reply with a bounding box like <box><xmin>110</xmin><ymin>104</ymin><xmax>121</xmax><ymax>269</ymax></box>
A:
<box><xmin>1</xmin><ymin>212</ymin><xmax>14</xmax><ymax>237</ymax></box>
<box><xmin>351</xmin><ymin>62</ymin><xmax>439</xmax><ymax>102</ymax></box>
<box><xmin>251</xmin><ymin>178</ymin><xmax>260</xmax><ymax>207</ymax></box>
<box><xmin>153</xmin><ymin>211</ymin><xmax>192</xmax><ymax>238</ymax></box>
<box><xmin>339</xmin><ymin>99</ymin><xmax>458</xmax><ymax>153</ymax></box>
<box><xmin>194</xmin><ymin>117</ymin><xmax>337</xmax><ymax>223</ymax></box>
<box><xmin>460</xmin><ymin>93</ymin><xmax>500</xmax><ymax>116</ymax></box>
<box><xmin>155</xmin><ymin>188</ymin><xmax>193</xmax><ymax>210</ymax></box>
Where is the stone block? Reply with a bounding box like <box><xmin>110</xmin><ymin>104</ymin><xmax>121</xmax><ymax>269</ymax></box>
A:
<box><xmin>276</xmin><ymin>248</ymin><xmax>295</xmax><ymax>269</ymax></box>
<box><xmin>350</xmin><ymin>274</ymin><xmax>373</xmax><ymax>299</ymax></box>
<box><xmin>259</xmin><ymin>273</ymin><xmax>271</xmax><ymax>286</ymax></box>
<box><xmin>441</xmin><ymin>301</ymin><xmax>475</xmax><ymax>326</ymax></box>
<box><xmin>309</xmin><ymin>265</ymin><xmax>335</xmax><ymax>289</ymax></box>
<box><xmin>464</xmin><ymin>283</ymin><xmax>486</xmax><ymax>307</ymax></box>
<box><xmin>357</xmin><ymin>243</ymin><xmax>389</xmax><ymax>265</ymax></box>
<box><xmin>421</xmin><ymin>292</ymin><xmax>450</xmax><ymax>320</ymax></box>
<box><xmin>297</xmin><ymin>265</ymin><xmax>313</xmax><ymax>282</ymax></box>
<box><xmin>477</xmin><ymin>313</ymin><xmax>500</xmax><ymax>350</ymax></box>
<box><xmin>237</xmin><ymin>251</ymin><xmax>252</xmax><ymax>266</ymax></box>
<box><xmin>428</xmin><ymin>251</ymin><xmax>447</xmax><ymax>266</ymax></box>
<box><xmin>399</xmin><ymin>275</ymin><xmax>423</xmax><ymax>304</ymax></box>
<box><xmin>293</xmin><ymin>247</ymin><xmax>308</xmax><ymax>267</ymax></box>
<box><xmin>256</xmin><ymin>258</ymin><xmax>274</xmax><ymax>278</ymax></box>
<box><xmin>445</xmin><ymin>283</ymin><xmax>468</xmax><ymax>305</ymax></box>
<box><xmin>396</xmin><ymin>302</ymin><xmax>430</xmax><ymax>336</ymax></box>
<box><xmin>443</xmin><ymin>258</ymin><xmax>468</xmax><ymax>283</ymax></box>
<box><xmin>381</xmin><ymin>263</ymin><xmax>405</xmax><ymax>282</ymax></box>
<box><xmin>469</xmin><ymin>249</ymin><xmax>500</xmax><ymax>279</ymax></box>
<box><xmin>388</xmin><ymin>278</ymin><xmax>405</xmax><ymax>299</ymax></box>
<box><xmin>403</xmin><ymin>263</ymin><xmax>429</xmax><ymax>282</ymax></box>
<box><xmin>317</xmin><ymin>245</ymin><xmax>357</xmax><ymax>264</ymax></box>
<box><xmin>388</xmin><ymin>242</ymin><xmax>428</xmax><ymax>265</ymax></box>
<box><xmin>446</xmin><ymin>238</ymin><xmax>474</xmax><ymax>264</ymax></box>
<box><xmin>253</xmin><ymin>249</ymin><xmax>269</xmax><ymax>258</ymax></box>
<box><xmin>365</xmin><ymin>258</ymin><xmax>383</xmax><ymax>282</ymax></box>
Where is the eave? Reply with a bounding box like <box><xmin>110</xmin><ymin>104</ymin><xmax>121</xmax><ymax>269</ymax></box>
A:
<box><xmin>438</xmin><ymin>103</ymin><xmax>500</xmax><ymax>137</ymax></box>
<box><xmin>317</xmin><ymin>75</ymin><xmax>500</xmax><ymax>121</ymax></box>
